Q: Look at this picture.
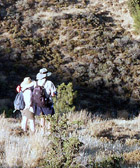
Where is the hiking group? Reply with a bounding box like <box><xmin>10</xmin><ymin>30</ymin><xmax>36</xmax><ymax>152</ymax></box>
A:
<box><xmin>14</xmin><ymin>68</ymin><xmax>57</xmax><ymax>134</ymax></box>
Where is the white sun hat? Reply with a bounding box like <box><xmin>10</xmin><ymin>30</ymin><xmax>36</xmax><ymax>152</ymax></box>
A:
<box><xmin>20</xmin><ymin>77</ymin><xmax>34</xmax><ymax>89</ymax></box>
<box><xmin>36</xmin><ymin>68</ymin><xmax>52</xmax><ymax>80</ymax></box>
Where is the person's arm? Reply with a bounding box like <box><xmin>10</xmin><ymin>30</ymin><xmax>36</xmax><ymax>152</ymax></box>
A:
<box><xmin>45</xmin><ymin>81</ymin><xmax>56</xmax><ymax>96</ymax></box>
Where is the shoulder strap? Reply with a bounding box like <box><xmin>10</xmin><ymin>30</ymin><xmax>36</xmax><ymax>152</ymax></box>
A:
<box><xmin>21</xmin><ymin>89</ymin><xmax>26</xmax><ymax>93</ymax></box>
<box><xmin>36</xmin><ymin>81</ymin><xmax>38</xmax><ymax>87</ymax></box>
<box><xmin>22</xmin><ymin>87</ymin><xmax>31</xmax><ymax>93</ymax></box>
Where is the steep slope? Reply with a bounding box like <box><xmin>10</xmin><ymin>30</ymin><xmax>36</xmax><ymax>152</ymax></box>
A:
<box><xmin>0</xmin><ymin>0</ymin><xmax>140</xmax><ymax>115</ymax></box>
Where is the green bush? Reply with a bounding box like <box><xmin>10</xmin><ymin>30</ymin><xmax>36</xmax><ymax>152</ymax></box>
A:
<box><xmin>128</xmin><ymin>0</ymin><xmax>140</xmax><ymax>15</ymax></box>
<box><xmin>53</xmin><ymin>82</ymin><xmax>77</xmax><ymax>114</ymax></box>
<box><xmin>128</xmin><ymin>0</ymin><xmax>140</xmax><ymax>33</ymax></box>
<box><xmin>42</xmin><ymin>114</ymin><xmax>82</xmax><ymax>168</ymax></box>
<box><xmin>133</xmin><ymin>5</ymin><xmax>140</xmax><ymax>33</ymax></box>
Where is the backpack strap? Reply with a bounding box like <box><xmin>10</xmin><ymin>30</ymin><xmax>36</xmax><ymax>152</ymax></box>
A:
<box><xmin>21</xmin><ymin>88</ymin><xmax>28</xmax><ymax>93</ymax></box>
<box><xmin>22</xmin><ymin>87</ymin><xmax>32</xmax><ymax>92</ymax></box>
<box><xmin>36</xmin><ymin>81</ymin><xmax>38</xmax><ymax>87</ymax></box>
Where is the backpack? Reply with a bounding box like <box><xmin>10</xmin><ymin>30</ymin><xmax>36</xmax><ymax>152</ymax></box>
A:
<box><xmin>32</xmin><ymin>82</ymin><xmax>47</xmax><ymax>107</ymax></box>
<box><xmin>14</xmin><ymin>91</ymin><xmax>25</xmax><ymax>111</ymax></box>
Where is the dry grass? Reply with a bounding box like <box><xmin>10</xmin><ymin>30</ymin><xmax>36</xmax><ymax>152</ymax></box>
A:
<box><xmin>0</xmin><ymin>115</ymin><xmax>50</xmax><ymax>167</ymax></box>
<box><xmin>0</xmin><ymin>110</ymin><xmax>140</xmax><ymax>167</ymax></box>
<box><xmin>123</xmin><ymin>150</ymin><xmax>140</xmax><ymax>165</ymax></box>
<box><xmin>68</xmin><ymin>111</ymin><xmax>140</xmax><ymax>166</ymax></box>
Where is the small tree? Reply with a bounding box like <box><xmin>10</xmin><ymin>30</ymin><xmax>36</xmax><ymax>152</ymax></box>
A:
<box><xmin>42</xmin><ymin>114</ymin><xmax>82</xmax><ymax>168</ymax></box>
<box><xmin>53</xmin><ymin>82</ymin><xmax>77</xmax><ymax>114</ymax></box>
<box><xmin>40</xmin><ymin>83</ymin><xmax>80</xmax><ymax>167</ymax></box>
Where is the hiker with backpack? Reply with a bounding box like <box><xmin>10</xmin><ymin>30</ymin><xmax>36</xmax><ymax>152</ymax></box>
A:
<box><xmin>32</xmin><ymin>68</ymin><xmax>56</xmax><ymax>134</ymax></box>
<box><xmin>19</xmin><ymin>77</ymin><xmax>35</xmax><ymax>133</ymax></box>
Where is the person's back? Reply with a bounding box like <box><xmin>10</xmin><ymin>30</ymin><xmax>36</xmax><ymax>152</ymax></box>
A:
<box><xmin>32</xmin><ymin>80</ymin><xmax>46</xmax><ymax>108</ymax></box>
<box><xmin>33</xmin><ymin>68</ymin><xmax>56</xmax><ymax>134</ymax></box>
<box><xmin>20</xmin><ymin>77</ymin><xmax>35</xmax><ymax>133</ymax></box>
<box><xmin>22</xmin><ymin>87</ymin><xmax>33</xmax><ymax>111</ymax></box>
<box><xmin>37</xmin><ymin>78</ymin><xmax>56</xmax><ymax>97</ymax></box>
<box><xmin>34</xmin><ymin>73</ymin><xmax>56</xmax><ymax>114</ymax></box>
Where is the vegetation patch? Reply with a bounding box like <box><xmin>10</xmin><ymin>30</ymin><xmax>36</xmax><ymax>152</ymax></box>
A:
<box><xmin>128</xmin><ymin>0</ymin><xmax>140</xmax><ymax>33</ymax></box>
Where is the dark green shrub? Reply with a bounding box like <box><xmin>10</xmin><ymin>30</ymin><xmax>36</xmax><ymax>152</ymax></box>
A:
<box><xmin>53</xmin><ymin>83</ymin><xmax>77</xmax><ymax>114</ymax></box>
<box><xmin>0</xmin><ymin>109</ymin><xmax>13</xmax><ymax>118</ymax></box>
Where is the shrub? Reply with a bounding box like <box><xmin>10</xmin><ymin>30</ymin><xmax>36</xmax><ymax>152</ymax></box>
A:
<box><xmin>133</xmin><ymin>5</ymin><xmax>140</xmax><ymax>33</ymax></box>
<box><xmin>128</xmin><ymin>0</ymin><xmax>140</xmax><ymax>15</ymax></box>
<box><xmin>42</xmin><ymin>114</ymin><xmax>82</xmax><ymax>168</ymax></box>
<box><xmin>53</xmin><ymin>82</ymin><xmax>77</xmax><ymax>114</ymax></box>
<box><xmin>0</xmin><ymin>108</ymin><xmax>13</xmax><ymax>118</ymax></box>
<box><xmin>128</xmin><ymin>0</ymin><xmax>140</xmax><ymax>33</ymax></box>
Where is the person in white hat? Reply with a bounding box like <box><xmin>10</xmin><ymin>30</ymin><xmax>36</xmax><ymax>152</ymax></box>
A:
<box><xmin>34</xmin><ymin>68</ymin><xmax>56</xmax><ymax>134</ymax></box>
<box><xmin>20</xmin><ymin>77</ymin><xmax>35</xmax><ymax>133</ymax></box>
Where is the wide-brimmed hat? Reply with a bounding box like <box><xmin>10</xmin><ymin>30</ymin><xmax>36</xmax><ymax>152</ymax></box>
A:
<box><xmin>36</xmin><ymin>68</ymin><xmax>52</xmax><ymax>80</ymax></box>
<box><xmin>20</xmin><ymin>77</ymin><xmax>34</xmax><ymax>89</ymax></box>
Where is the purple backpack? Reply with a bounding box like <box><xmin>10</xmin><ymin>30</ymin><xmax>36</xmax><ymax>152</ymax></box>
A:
<box><xmin>32</xmin><ymin>82</ymin><xmax>46</xmax><ymax>107</ymax></box>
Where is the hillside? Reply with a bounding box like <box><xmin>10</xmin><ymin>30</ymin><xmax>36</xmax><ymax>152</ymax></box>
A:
<box><xmin>1</xmin><ymin>1</ymin><xmax>140</xmax><ymax>167</ymax></box>
<box><xmin>0</xmin><ymin>0</ymin><xmax>140</xmax><ymax>115</ymax></box>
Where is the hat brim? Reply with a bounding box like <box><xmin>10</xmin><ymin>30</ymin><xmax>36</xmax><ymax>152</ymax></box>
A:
<box><xmin>36</xmin><ymin>72</ymin><xmax>52</xmax><ymax>80</ymax></box>
<box><xmin>21</xmin><ymin>81</ymin><xmax>34</xmax><ymax>89</ymax></box>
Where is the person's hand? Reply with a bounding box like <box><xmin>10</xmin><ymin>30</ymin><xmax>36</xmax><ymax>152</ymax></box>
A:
<box><xmin>52</xmin><ymin>91</ymin><xmax>57</xmax><ymax>97</ymax></box>
<box><xmin>52</xmin><ymin>92</ymin><xmax>55</xmax><ymax>96</ymax></box>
